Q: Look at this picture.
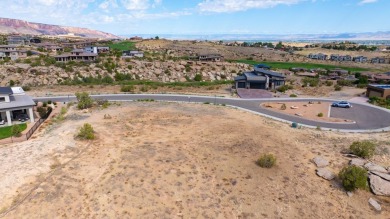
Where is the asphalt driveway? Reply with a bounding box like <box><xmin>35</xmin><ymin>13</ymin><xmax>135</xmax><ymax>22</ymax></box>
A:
<box><xmin>33</xmin><ymin>94</ymin><xmax>390</xmax><ymax>132</ymax></box>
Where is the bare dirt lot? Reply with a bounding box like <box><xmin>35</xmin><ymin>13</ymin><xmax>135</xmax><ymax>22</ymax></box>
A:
<box><xmin>262</xmin><ymin>101</ymin><xmax>354</xmax><ymax>123</ymax></box>
<box><xmin>0</xmin><ymin>102</ymin><xmax>389</xmax><ymax>218</ymax></box>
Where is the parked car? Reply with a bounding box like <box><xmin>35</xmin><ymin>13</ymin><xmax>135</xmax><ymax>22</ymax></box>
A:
<box><xmin>15</xmin><ymin>114</ymin><xmax>29</xmax><ymax>122</ymax></box>
<box><xmin>0</xmin><ymin>120</ymin><xmax>4</xmax><ymax>125</ymax></box>
<box><xmin>331</xmin><ymin>101</ymin><xmax>352</xmax><ymax>108</ymax></box>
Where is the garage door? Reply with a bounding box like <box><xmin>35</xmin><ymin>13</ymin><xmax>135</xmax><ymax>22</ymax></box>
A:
<box><xmin>237</xmin><ymin>82</ymin><xmax>246</xmax><ymax>88</ymax></box>
<box><xmin>250</xmin><ymin>82</ymin><xmax>265</xmax><ymax>89</ymax></box>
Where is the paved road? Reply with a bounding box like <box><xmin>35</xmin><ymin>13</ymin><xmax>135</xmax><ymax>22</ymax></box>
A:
<box><xmin>33</xmin><ymin>94</ymin><xmax>390</xmax><ymax>132</ymax></box>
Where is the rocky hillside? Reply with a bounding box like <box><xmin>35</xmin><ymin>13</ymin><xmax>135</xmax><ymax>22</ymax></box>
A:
<box><xmin>0</xmin><ymin>60</ymin><xmax>251</xmax><ymax>86</ymax></box>
<box><xmin>0</xmin><ymin>18</ymin><xmax>118</xmax><ymax>39</ymax></box>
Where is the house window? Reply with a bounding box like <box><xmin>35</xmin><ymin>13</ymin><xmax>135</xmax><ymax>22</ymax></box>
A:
<box><xmin>0</xmin><ymin>97</ymin><xmax>5</xmax><ymax>102</ymax></box>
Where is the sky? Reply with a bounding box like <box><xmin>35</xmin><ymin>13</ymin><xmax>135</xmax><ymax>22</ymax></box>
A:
<box><xmin>0</xmin><ymin>0</ymin><xmax>389</xmax><ymax>36</ymax></box>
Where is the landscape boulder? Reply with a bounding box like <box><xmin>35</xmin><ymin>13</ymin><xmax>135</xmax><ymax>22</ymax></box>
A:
<box><xmin>316</xmin><ymin>168</ymin><xmax>336</xmax><ymax>180</ymax></box>
<box><xmin>369</xmin><ymin>174</ymin><xmax>390</xmax><ymax>196</ymax></box>
<box><xmin>364</xmin><ymin>163</ymin><xmax>388</xmax><ymax>173</ymax></box>
<box><xmin>349</xmin><ymin>158</ymin><xmax>366</xmax><ymax>167</ymax></box>
<box><xmin>313</xmin><ymin>156</ymin><xmax>329</xmax><ymax>168</ymax></box>
<box><xmin>368</xmin><ymin>198</ymin><xmax>381</xmax><ymax>211</ymax></box>
<box><xmin>371</xmin><ymin>171</ymin><xmax>390</xmax><ymax>181</ymax></box>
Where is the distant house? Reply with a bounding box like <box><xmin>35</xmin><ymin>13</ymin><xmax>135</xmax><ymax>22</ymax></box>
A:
<box><xmin>234</xmin><ymin>66</ymin><xmax>285</xmax><ymax>90</ymax></box>
<box><xmin>198</xmin><ymin>54</ymin><xmax>224</xmax><ymax>62</ymax></box>
<box><xmin>0</xmin><ymin>87</ymin><xmax>35</xmax><ymax>126</ymax></box>
<box><xmin>371</xmin><ymin>57</ymin><xmax>386</xmax><ymax>64</ymax></box>
<box><xmin>330</xmin><ymin>68</ymin><xmax>349</xmax><ymax>76</ymax></box>
<box><xmin>7</xmin><ymin>35</ymin><xmax>28</xmax><ymax>45</ymax></box>
<box><xmin>290</xmin><ymin>67</ymin><xmax>308</xmax><ymax>72</ymax></box>
<box><xmin>308</xmin><ymin>53</ymin><xmax>328</xmax><ymax>60</ymax></box>
<box><xmin>0</xmin><ymin>46</ymin><xmax>27</xmax><ymax>60</ymax></box>
<box><xmin>29</xmin><ymin>38</ymin><xmax>41</xmax><ymax>44</ymax></box>
<box><xmin>122</xmin><ymin>50</ymin><xmax>144</xmax><ymax>58</ymax></box>
<box><xmin>330</xmin><ymin>54</ymin><xmax>351</xmax><ymax>62</ymax></box>
<box><xmin>366</xmin><ymin>84</ymin><xmax>390</xmax><ymax>99</ymax></box>
<box><xmin>54</xmin><ymin>49</ymin><xmax>97</xmax><ymax>62</ymax></box>
<box><xmin>84</xmin><ymin>46</ymin><xmax>110</xmax><ymax>54</ymax></box>
<box><xmin>352</xmin><ymin>56</ymin><xmax>368</xmax><ymax>63</ymax></box>
<box><xmin>129</xmin><ymin>36</ymin><xmax>143</xmax><ymax>41</ymax></box>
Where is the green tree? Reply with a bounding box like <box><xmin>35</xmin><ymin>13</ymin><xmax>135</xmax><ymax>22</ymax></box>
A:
<box><xmin>76</xmin><ymin>92</ymin><xmax>93</xmax><ymax>110</ymax></box>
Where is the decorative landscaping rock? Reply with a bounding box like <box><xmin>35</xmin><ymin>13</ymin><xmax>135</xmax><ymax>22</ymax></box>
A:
<box><xmin>368</xmin><ymin>198</ymin><xmax>381</xmax><ymax>211</ymax></box>
<box><xmin>364</xmin><ymin>163</ymin><xmax>388</xmax><ymax>173</ymax></box>
<box><xmin>316</xmin><ymin>168</ymin><xmax>335</xmax><ymax>180</ymax></box>
<box><xmin>369</xmin><ymin>174</ymin><xmax>390</xmax><ymax>196</ymax></box>
<box><xmin>371</xmin><ymin>171</ymin><xmax>390</xmax><ymax>181</ymax></box>
<box><xmin>313</xmin><ymin>156</ymin><xmax>329</xmax><ymax>168</ymax></box>
<box><xmin>349</xmin><ymin>158</ymin><xmax>366</xmax><ymax>167</ymax></box>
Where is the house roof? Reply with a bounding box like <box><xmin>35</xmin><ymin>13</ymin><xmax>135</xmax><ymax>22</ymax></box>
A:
<box><xmin>243</xmin><ymin>72</ymin><xmax>267</xmax><ymax>82</ymax></box>
<box><xmin>0</xmin><ymin>95</ymin><xmax>35</xmax><ymax>111</ymax></box>
<box><xmin>0</xmin><ymin>87</ymin><xmax>13</xmax><ymax>95</ymax></box>
<box><xmin>254</xmin><ymin>67</ymin><xmax>286</xmax><ymax>78</ymax></box>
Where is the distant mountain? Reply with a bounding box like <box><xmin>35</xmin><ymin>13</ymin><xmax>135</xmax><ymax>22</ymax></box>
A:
<box><xmin>0</xmin><ymin>18</ymin><xmax>118</xmax><ymax>39</ymax></box>
<box><xmin>132</xmin><ymin>31</ymin><xmax>390</xmax><ymax>42</ymax></box>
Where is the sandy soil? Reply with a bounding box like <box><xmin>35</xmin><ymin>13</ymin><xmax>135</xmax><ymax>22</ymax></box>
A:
<box><xmin>0</xmin><ymin>102</ymin><xmax>389</xmax><ymax>218</ymax></box>
<box><xmin>262</xmin><ymin>101</ymin><xmax>354</xmax><ymax>123</ymax></box>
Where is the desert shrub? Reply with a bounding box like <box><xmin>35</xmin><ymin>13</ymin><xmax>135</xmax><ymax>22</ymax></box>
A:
<box><xmin>194</xmin><ymin>74</ymin><xmax>202</xmax><ymax>81</ymax></box>
<box><xmin>140</xmin><ymin>86</ymin><xmax>149</xmax><ymax>92</ymax></box>
<box><xmin>356</xmin><ymin>84</ymin><xmax>367</xmax><ymax>89</ymax></box>
<box><xmin>280</xmin><ymin>103</ymin><xmax>287</xmax><ymax>110</ymax></box>
<box><xmin>277</xmin><ymin>85</ymin><xmax>293</xmax><ymax>92</ymax></box>
<box><xmin>338</xmin><ymin>166</ymin><xmax>368</xmax><ymax>191</ymax></box>
<box><xmin>302</xmin><ymin>77</ymin><xmax>319</xmax><ymax>87</ymax></box>
<box><xmin>334</xmin><ymin>84</ymin><xmax>342</xmax><ymax>91</ymax></box>
<box><xmin>120</xmin><ymin>85</ymin><xmax>135</xmax><ymax>92</ymax></box>
<box><xmin>290</xmin><ymin>94</ymin><xmax>297</xmax><ymax>97</ymax></box>
<box><xmin>77</xmin><ymin>123</ymin><xmax>95</xmax><ymax>140</ymax></box>
<box><xmin>47</xmin><ymin>100</ymin><xmax>52</xmax><ymax>104</ymax></box>
<box><xmin>42</xmin><ymin>102</ymin><xmax>47</xmax><ymax>107</ymax></box>
<box><xmin>317</xmin><ymin>112</ymin><xmax>324</xmax><ymax>117</ymax></box>
<box><xmin>337</xmin><ymin>80</ymin><xmax>354</xmax><ymax>87</ymax></box>
<box><xmin>75</xmin><ymin>92</ymin><xmax>93</xmax><ymax>110</ymax></box>
<box><xmin>349</xmin><ymin>141</ymin><xmax>376</xmax><ymax>158</ymax></box>
<box><xmin>22</xmin><ymin>86</ymin><xmax>31</xmax><ymax>91</ymax></box>
<box><xmin>11</xmin><ymin>125</ymin><xmax>22</xmax><ymax>137</ymax></box>
<box><xmin>325</xmin><ymin>80</ymin><xmax>333</xmax><ymax>86</ymax></box>
<box><xmin>256</xmin><ymin>154</ymin><xmax>276</xmax><ymax>168</ymax></box>
<box><xmin>37</xmin><ymin>106</ymin><xmax>47</xmax><ymax>118</ymax></box>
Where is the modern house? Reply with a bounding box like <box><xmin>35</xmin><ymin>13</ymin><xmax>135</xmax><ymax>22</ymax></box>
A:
<box><xmin>7</xmin><ymin>35</ymin><xmax>29</xmax><ymax>45</ymax></box>
<box><xmin>308</xmin><ymin>53</ymin><xmax>328</xmax><ymax>60</ymax></box>
<box><xmin>198</xmin><ymin>54</ymin><xmax>224</xmax><ymax>62</ymax></box>
<box><xmin>234</xmin><ymin>66</ymin><xmax>286</xmax><ymax>90</ymax></box>
<box><xmin>330</xmin><ymin>54</ymin><xmax>352</xmax><ymax>62</ymax></box>
<box><xmin>122</xmin><ymin>50</ymin><xmax>144</xmax><ymax>58</ymax></box>
<box><xmin>0</xmin><ymin>87</ymin><xmax>35</xmax><ymax>126</ymax></box>
<box><xmin>371</xmin><ymin>57</ymin><xmax>387</xmax><ymax>64</ymax></box>
<box><xmin>353</xmin><ymin>56</ymin><xmax>368</xmax><ymax>63</ymax></box>
<box><xmin>84</xmin><ymin>46</ymin><xmax>110</xmax><ymax>54</ymax></box>
<box><xmin>54</xmin><ymin>49</ymin><xmax>98</xmax><ymax>62</ymax></box>
<box><xmin>366</xmin><ymin>84</ymin><xmax>390</xmax><ymax>99</ymax></box>
<box><xmin>0</xmin><ymin>47</ymin><xmax>28</xmax><ymax>60</ymax></box>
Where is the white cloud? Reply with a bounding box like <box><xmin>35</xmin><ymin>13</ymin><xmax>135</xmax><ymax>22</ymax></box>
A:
<box><xmin>198</xmin><ymin>0</ymin><xmax>305</xmax><ymax>13</ymax></box>
<box><xmin>120</xmin><ymin>0</ymin><xmax>150</xmax><ymax>10</ymax></box>
<box><xmin>359</xmin><ymin>0</ymin><xmax>377</xmax><ymax>4</ymax></box>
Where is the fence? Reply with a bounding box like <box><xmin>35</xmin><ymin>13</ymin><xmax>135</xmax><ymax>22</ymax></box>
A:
<box><xmin>0</xmin><ymin>106</ymin><xmax>53</xmax><ymax>144</ymax></box>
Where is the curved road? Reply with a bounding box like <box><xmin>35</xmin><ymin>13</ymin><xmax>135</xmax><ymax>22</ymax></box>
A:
<box><xmin>33</xmin><ymin>94</ymin><xmax>390</xmax><ymax>132</ymax></box>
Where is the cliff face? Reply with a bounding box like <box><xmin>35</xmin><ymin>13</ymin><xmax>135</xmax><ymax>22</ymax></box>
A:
<box><xmin>0</xmin><ymin>18</ymin><xmax>118</xmax><ymax>39</ymax></box>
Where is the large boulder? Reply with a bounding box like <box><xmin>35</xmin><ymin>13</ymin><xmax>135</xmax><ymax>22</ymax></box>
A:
<box><xmin>371</xmin><ymin>171</ymin><xmax>390</xmax><ymax>181</ymax></box>
<box><xmin>313</xmin><ymin>156</ymin><xmax>329</xmax><ymax>168</ymax></box>
<box><xmin>349</xmin><ymin>158</ymin><xmax>366</xmax><ymax>167</ymax></box>
<box><xmin>365</xmin><ymin>163</ymin><xmax>388</xmax><ymax>173</ymax></box>
<box><xmin>369</xmin><ymin>174</ymin><xmax>390</xmax><ymax>196</ymax></box>
<box><xmin>316</xmin><ymin>168</ymin><xmax>336</xmax><ymax>180</ymax></box>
